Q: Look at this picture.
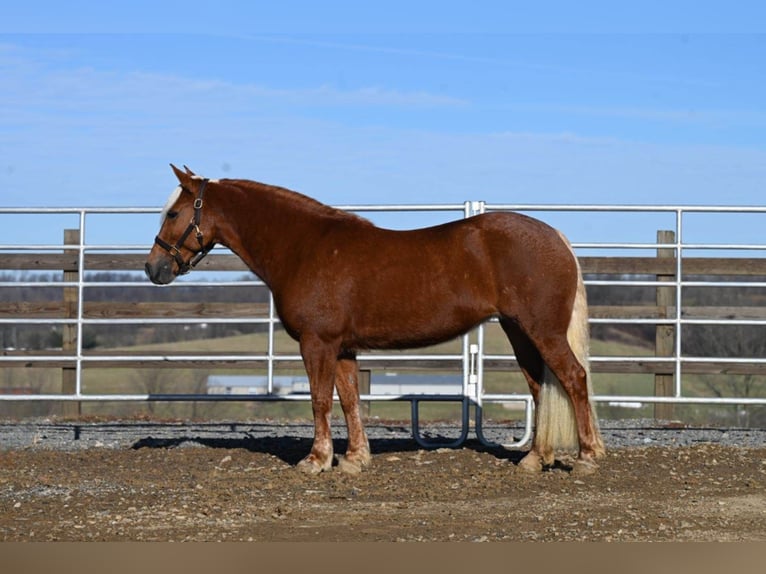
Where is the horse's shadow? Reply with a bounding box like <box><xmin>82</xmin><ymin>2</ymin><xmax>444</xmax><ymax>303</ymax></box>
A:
<box><xmin>131</xmin><ymin>434</ymin><xmax>527</xmax><ymax>466</ymax></box>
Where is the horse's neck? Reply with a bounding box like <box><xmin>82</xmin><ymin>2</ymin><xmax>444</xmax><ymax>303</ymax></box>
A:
<box><xmin>216</xmin><ymin>185</ymin><xmax>325</xmax><ymax>288</ymax></box>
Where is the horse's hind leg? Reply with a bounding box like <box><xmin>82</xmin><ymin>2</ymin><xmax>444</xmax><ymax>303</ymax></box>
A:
<box><xmin>499</xmin><ymin>318</ymin><xmax>549</xmax><ymax>472</ymax></box>
<box><xmin>334</xmin><ymin>353</ymin><xmax>371</xmax><ymax>474</ymax></box>
<box><xmin>538</xmin><ymin>339</ymin><xmax>602</xmax><ymax>472</ymax></box>
<box><xmin>501</xmin><ymin>317</ymin><xmax>602</xmax><ymax>473</ymax></box>
<box><xmin>500</xmin><ymin>318</ymin><xmax>544</xmax><ymax>402</ymax></box>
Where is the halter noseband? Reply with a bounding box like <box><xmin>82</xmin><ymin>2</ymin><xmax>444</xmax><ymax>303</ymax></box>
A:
<box><xmin>154</xmin><ymin>179</ymin><xmax>214</xmax><ymax>275</ymax></box>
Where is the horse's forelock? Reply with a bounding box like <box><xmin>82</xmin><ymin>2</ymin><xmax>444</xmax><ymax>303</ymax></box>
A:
<box><xmin>160</xmin><ymin>185</ymin><xmax>183</xmax><ymax>225</ymax></box>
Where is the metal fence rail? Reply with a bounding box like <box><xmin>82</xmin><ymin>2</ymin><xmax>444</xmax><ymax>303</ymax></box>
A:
<box><xmin>2</xmin><ymin>202</ymin><xmax>766</xmax><ymax>447</ymax></box>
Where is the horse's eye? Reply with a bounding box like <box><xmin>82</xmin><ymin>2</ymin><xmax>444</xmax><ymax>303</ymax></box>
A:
<box><xmin>167</xmin><ymin>210</ymin><xmax>178</xmax><ymax>220</ymax></box>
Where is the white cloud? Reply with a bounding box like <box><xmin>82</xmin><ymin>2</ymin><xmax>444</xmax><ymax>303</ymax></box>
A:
<box><xmin>0</xmin><ymin>42</ymin><xmax>465</xmax><ymax>119</ymax></box>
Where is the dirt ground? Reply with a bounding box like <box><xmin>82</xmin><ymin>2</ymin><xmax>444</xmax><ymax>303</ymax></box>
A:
<box><xmin>1</xmin><ymin>426</ymin><xmax>765</xmax><ymax>542</ymax></box>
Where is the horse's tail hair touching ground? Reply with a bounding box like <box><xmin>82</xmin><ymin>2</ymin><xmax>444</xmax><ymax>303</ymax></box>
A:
<box><xmin>534</xmin><ymin>234</ymin><xmax>604</xmax><ymax>458</ymax></box>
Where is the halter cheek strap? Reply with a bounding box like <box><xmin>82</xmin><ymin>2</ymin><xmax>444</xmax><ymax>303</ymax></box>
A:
<box><xmin>154</xmin><ymin>179</ymin><xmax>214</xmax><ymax>275</ymax></box>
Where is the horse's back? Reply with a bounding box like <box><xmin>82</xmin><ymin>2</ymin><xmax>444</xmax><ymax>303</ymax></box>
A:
<box><xmin>293</xmin><ymin>209</ymin><xmax>578</xmax><ymax>309</ymax></box>
<box><xmin>386</xmin><ymin>211</ymin><xmax>575</xmax><ymax>286</ymax></box>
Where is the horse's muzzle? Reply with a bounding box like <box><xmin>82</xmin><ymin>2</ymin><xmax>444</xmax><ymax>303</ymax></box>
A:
<box><xmin>145</xmin><ymin>259</ymin><xmax>175</xmax><ymax>285</ymax></box>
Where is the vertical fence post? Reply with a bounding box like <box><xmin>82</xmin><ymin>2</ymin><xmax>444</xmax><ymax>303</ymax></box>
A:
<box><xmin>359</xmin><ymin>369</ymin><xmax>371</xmax><ymax>418</ymax></box>
<box><xmin>655</xmin><ymin>230</ymin><xmax>676</xmax><ymax>420</ymax></box>
<box><xmin>62</xmin><ymin>228</ymin><xmax>81</xmax><ymax>417</ymax></box>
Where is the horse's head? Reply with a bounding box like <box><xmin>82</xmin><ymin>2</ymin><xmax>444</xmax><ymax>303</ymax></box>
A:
<box><xmin>145</xmin><ymin>164</ymin><xmax>218</xmax><ymax>285</ymax></box>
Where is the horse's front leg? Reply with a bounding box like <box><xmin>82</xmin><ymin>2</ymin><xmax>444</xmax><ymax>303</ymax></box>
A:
<box><xmin>334</xmin><ymin>353</ymin><xmax>371</xmax><ymax>474</ymax></box>
<box><xmin>297</xmin><ymin>335</ymin><xmax>338</xmax><ymax>474</ymax></box>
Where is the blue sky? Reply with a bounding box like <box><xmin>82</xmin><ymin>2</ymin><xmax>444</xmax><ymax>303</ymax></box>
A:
<box><xmin>2</xmin><ymin>2</ymin><xmax>766</xmax><ymax>248</ymax></box>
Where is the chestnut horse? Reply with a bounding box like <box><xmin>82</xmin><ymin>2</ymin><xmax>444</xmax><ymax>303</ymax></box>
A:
<box><xmin>145</xmin><ymin>165</ymin><xmax>605</xmax><ymax>475</ymax></box>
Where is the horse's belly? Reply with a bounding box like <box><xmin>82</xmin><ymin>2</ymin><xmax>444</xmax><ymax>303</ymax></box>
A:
<box><xmin>349</xmin><ymin>299</ymin><xmax>492</xmax><ymax>350</ymax></box>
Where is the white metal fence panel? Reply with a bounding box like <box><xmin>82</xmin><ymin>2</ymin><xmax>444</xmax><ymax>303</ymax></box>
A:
<box><xmin>2</xmin><ymin>203</ymin><xmax>766</xmax><ymax>446</ymax></box>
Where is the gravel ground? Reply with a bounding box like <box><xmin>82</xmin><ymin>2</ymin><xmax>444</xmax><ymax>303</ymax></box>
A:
<box><xmin>2</xmin><ymin>417</ymin><xmax>766</xmax><ymax>542</ymax></box>
<box><xmin>1</xmin><ymin>417</ymin><xmax>765</xmax><ymax>451</ymax></box>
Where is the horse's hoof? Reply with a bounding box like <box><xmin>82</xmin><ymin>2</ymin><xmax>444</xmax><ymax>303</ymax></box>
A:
<box><xmin>572</xmin><ymin>458</ymin><xmax>599</xmax><ymax>476</ymax></box>
<box><xmin>336</xmin><ymin>454</ymin><xmax>370</xmax><ymax>475</ymax></box>
<box><xmin>296</xmin><ymin>456</ymin><xmax>331</xmax><ymax>475</ymax></box>
<box><xmin>517</xmin><ymin>451</ymin><xmax>543</xmax><ymax>473</ymax></box>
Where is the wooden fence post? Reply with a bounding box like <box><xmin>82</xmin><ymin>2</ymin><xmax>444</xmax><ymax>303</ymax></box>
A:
<box><xmin>655</xmin><ymin>230</ymin><xmax>676</xmax><ymax>420</ymax></box>
<box><xmin>62</xmin><ymin>229</ymin><xmax>81</xmax><ymax>417</ymax></box>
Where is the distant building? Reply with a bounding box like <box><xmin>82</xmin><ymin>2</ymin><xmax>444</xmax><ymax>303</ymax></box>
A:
<box><xmin>206</xmin><ymin>375</ymin><xmax>310</xmax><ymax>396</ymax></box>
<box><xmin>206</xmin><ymin>373</ymin><xmax>463</xmax><ymax>396</ymax></box>
<box><xmin>369</xmin><ymin>373</ymin><xmax>462</xmax><ymax>395</ymax></box>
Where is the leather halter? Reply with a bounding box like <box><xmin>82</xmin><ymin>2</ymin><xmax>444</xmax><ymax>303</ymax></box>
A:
<box><xmin>154</xmin><ymin>179</ymin><xmax>214</xmax><ymax>275</ymax></box>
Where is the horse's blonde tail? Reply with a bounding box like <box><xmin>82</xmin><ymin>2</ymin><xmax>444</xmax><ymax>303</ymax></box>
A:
<box><xmin>534</xmin><ymin>235</ymin><xmax>603</xmax><ymax>459</ymax></box>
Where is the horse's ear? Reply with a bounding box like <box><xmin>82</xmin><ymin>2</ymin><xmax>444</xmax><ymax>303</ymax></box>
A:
<box><xmin>183</xmin><ymin>165</ymin><xmax>196</xmax><ymax>176</ymax></box>
<box><xmin>170</xmin><ymin>164</ymin><xmax>193</xmax><ymax>189</ymax></box>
